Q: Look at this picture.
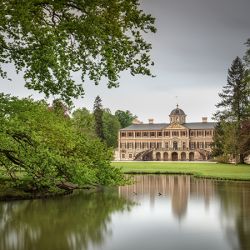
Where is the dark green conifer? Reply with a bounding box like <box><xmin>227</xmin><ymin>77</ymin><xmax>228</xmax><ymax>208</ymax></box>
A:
<box><xmin>93</xmin><ymin>96</ymin><xmax>105</xmax><ymax>141</ymax></box>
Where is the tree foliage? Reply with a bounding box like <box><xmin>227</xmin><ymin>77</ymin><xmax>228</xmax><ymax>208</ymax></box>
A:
<box><xmin>115</xmin><ymin>109</ymin><xmax>137</xmax><ymax>128</ymax></box>
<box><xmin>0</xmin><ymin>94</ymin><xmax>125</xmax><ymax>191</ymax></box>
<box><xmin>103</xmin><ymin>109</ymin><xmax>120</xmax><ymax>148</ymax></box>
<box><xmin>72</xmin><ymin>107</ymin><xmax>96</xmax><ymax>137</ymax></box>
<box><xmin>244</xmin><ymin>39</ymin><xmax>250</xmax><ymax>67</ymax></box>
<box><xmin>72</xmin><ymin>102</ymin><xmax>136</xmax><ymax>148</ymax></box>
<box><xmin>211</xmin><ymin>122</ymin><xmax>225</xmax><ymax>157</ymax></box>
<box><xmin>93</xmin><ymin>95</ymin><xmax>105</xmax><ymax>141</ymax></box>
<box><xmin>214</xmin><ymin>57</ymin><xmax>249</xmax><ymax>122</ymax></box>
<box><xmin>0</xmin><ymin>0</ymin><xmax>156</xmax><ymax>103</ymax></box>
<box><xmin>213</xmin><ymin>57</ymin><xmax>250</xmax><ymax>163</ymax></box>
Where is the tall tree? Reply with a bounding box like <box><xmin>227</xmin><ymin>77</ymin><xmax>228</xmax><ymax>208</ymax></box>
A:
<box><xmin>93</xmin><ymin>96</ymin><xmax>105</xmax><ymax>141</ymax></box>
<box><xmin>72</xmin><ymin>108</ymin><xmax>96</xmax><ymax>137</ymax></box>
<box><xmin>115</xmin><ymin>110</ymin><xmax>137</xmax><ymax>128</ymax></box>
<box><xmin>214</xmin><ymin>57</ymin><xmax>250</xmax><ymax>163</ymax></box>
<box><xmin>243</xmin><ymin>39</ymin><xmax>250</xmax><ymax>116</ymax></box>
<box><xmin>0</xmin><ymin>0</ymin><xmax>156</xmax><ymax>103</ymax></box>
<box><xmin>244</xmin><ymin>39</ymin><xmax>250</xmax><ymax>67</ymax></box>
<box><xmin>51</xmin><ymin>99</ymin><xmax>69</xmax><ymax>117</ymax></box>
<box><xmin>239</xmin><ymin>120</ymin><xmax>250</xmax><ymax>160</ymax></box>
<box><xmin>211</xmin><ymin>122</ymin><xmax>225</xmax><ymax>158</ymax></box>
<box><xmin>103</xmin><ymin>109</ymin><xmax>121</xmax><ymax>148</ymax></box>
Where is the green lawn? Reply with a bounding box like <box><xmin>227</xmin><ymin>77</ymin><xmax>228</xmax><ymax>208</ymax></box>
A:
<box><xmin>112</xmin><ymin>161</ymin><xmax>250</xmax><ymax>181</ymax></box>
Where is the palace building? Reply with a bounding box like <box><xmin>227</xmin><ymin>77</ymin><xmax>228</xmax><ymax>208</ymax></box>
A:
<box><xmin>117</xmin><ymin>105</ymin><xmax>216</xmax><ymax>161</ymax></box>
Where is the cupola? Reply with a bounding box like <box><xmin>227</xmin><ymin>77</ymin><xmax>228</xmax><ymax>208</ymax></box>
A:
<box><xmin>169</xmin><ymin>104</ymin><xmax>186</xmax><ymax>124</ymax></box>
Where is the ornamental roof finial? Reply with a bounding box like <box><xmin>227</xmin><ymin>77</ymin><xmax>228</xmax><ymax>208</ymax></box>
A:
<box><xmin>175</xmin><ymin>96</ymin><xmax>179</xmax><ymax>109</ymax></box>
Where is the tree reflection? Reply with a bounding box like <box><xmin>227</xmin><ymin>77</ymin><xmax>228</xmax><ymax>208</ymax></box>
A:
<box><xmin>0</xmin><ymin>189</ymin><xmax>134</xmax><ymax>250</ymax></box>
<box><xmin>216</xmin><ymin>182</ymin><xmax>250</xmax><ymax>250</ymax></box>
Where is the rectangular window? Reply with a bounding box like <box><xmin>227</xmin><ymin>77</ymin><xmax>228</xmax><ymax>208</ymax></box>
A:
<box><xmin>172</xmin><ymin>131</ymin><xmax>179</xmax><ymax>137</ymax></box>
<box><xmin>142</xmin><ymin>143</ymin><xmax>148</xmax><ymax>149</ymax></box>
<box><xmin>165</xmin><ymin>142</ymin><xmax>169</xmax><ymax>149</ymax></box>
<box><xmin>128</xmin><ymin>143</ymin><xmax>133</xmax><ymax>149</ymax></box>
<box><xmin>129</xmin><ymin>154</ymin><xmax>133</xmax><ymax>159</ymax></box>
<box><xmin>121</xmin><ymin>132</ymin><xmax>126</xmax><ymax>137</ymax></box>
<box><xmin>142</xmin><ymin>132</ymin><xmax>149</xmax><ymax>137</ymax></box>
<box><xmin>157</xmin><ymin>132</ymin><xmax>162</xmax><ymax>137</ymax></box>
<box><xmin>120</xmin><ymin>143</ymin><xmax>126</xmax><ymax>149</ymax></box>
<box><xmin>205</xmin><ymin>130</ymin><xmax>212</xmax><ymax>136</ymax></box>
<box><xmin>150</xmin><ymin>132</ymin><xmax>155</xmax><ymax>137</ymax></box>
<box><xmin>135</xmin><ymin>143</ymin><xmax>141</xmax><ymax>149</ymax></box>
<box><xmin>181</xmin><ymin>131</ymin><xmax>186</xmax><ymax>136</ymax></box>
<box><xmin>128</xmin><ymin>132</ymin><xmax>133</xmax><ymax>137</ymax></box>
<box><xmin>156</xmin><ymin>142</ymin><xmax>162</xmax><ymax>149</ymax></box>
<box><xmin>150</xmin><ymin>142</ymin><xmax>156</xmax><ymax>149</ymax></box>
<box><xmin>122</xmin><ymin>154</ymin><xmax>125</xmax><ymax>159</ymax></box>
<box><xmin>164</xmin><ymin>131</ymin><xmax>170</xmax><ymax>137</ymax></box>
<box><xmin>190</xmin><ymin>130</ymin><xmax>195</xmax><ymax>136</ymax></box>
<box><xmin>135</xmin><ymin>132</ymin><xmax>141</xmax><ymax>137</ymax></box>
<box><xmin>197</xmin><ymin>131</ymin><xmax>204</xmax><ymax>137</ymax></box>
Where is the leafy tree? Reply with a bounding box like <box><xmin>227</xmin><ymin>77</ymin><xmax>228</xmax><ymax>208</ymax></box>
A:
<box><xmin>103</xmin><ymin>109</ymin><xmax>121</xmax><ymax>148</ymax></box>
<box><xmin>72</xmin><ymin>108</ymin><xmax>95</xmax><ymax>137</ymax></box>
<box><xmin>115</xmin><ymin>110</ymin><xmax>137</xmax><ymax>128</ymax></box>
<box><xmin>0</xmin><ymin>0</ymin><xmax>156</xmax><ymax>103</ymax></box>
<box><xmin>239</xmin><ymin>120</ymin><xmax>250</xmax><ymax>160</ymax></box>
<box><xmin>93</xmin><ymin>96</ymin><xmax>105</xmax><ymax>141</ymax></box>
<box><xmin>0</xmin><ymin>94</ymin><xmax>125</xmax><ymax>191</ymax></box>
<box><xmin>213</xmin><ymin>57</ymin><xmax>250</xmax><ymax>163</ymax></box>
<box><xmin>50</xmin><ymin>99</ymin><xmax>70</xmax><ymax>117</ymax></box>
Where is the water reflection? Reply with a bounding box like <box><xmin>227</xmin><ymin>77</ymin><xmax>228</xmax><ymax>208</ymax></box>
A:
<box><xmin>119</xmin><ymin>175</ymin><xmax>216</xmax><ymax>221</ymax></box>
<box><xmin>0</xmin><ymin>175</ymin><xmax>250</xmax><ymax>250</ymax></box>
<box><xmin>0</xmin><ymin>190</ymin><xmax>134</xmax><ymax>250</ymax></box>
<box><xmin>118</xmin><ymin>175</ymin><xmax>250</xmax><ymax>250</ymax></box>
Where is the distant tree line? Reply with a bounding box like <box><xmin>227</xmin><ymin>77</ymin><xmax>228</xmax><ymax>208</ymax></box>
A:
<box><xmin>75</xmin><ymin>95</ymin><xmax>137</xmax><ymax>148</ymax></box>
<box><xmin>212</xmin><ymin>40</ymin><xmax>250</xmax><ymax>164</ymax></box>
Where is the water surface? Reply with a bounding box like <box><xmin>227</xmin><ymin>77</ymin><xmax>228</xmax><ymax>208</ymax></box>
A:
<box><xmin>0</xmin><ymin>175</ymin><xmax>250</xmax><ymax>250</ymax></box>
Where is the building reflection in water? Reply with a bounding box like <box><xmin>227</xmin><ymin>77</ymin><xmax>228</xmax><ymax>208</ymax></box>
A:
<box><xmin>118</xmin><ymin>175</ymin><xmax>216</xmax><ymax>221</ymax></box>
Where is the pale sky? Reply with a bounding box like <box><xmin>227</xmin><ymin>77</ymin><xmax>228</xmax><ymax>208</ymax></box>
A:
<box><xmin>1</xmin><ymin>0</ymin><xmax>250</xmax><ymax>123</ymax></box>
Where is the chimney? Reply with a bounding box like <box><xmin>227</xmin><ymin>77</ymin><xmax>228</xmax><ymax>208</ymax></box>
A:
<box><xmin>132</xmin><ymin>118</ymin><xmax>143</xmax><ymax>124</ymax></box>
<box><xmin>148</xmin><ymin>118</ymin><xmax>154</xmax><ymax>124</ymax></box>
<box><xmin>202</xmin><ymin>117</ymin><xmax>208</xmax><ymax>123</ymax></box>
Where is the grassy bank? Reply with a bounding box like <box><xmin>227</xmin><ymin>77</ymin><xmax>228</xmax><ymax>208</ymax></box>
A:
<box><xmin>112</xmin><ymin>162</ymin><xmax>250</xmax><ymax>181</ymax></box>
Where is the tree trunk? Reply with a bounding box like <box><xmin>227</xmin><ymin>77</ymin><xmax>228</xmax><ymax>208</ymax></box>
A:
<box><xmin>239</xmin><ymin>154</ymin><xmax>245</xmax><ymax>164</ymax></box>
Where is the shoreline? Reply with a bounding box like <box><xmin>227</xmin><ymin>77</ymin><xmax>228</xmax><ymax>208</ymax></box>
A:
<box><xmin>112</xmin><ymin>162</ymin><xmax>250</xmax><ymax>182</ymax></box>
<box><xmin>124</xmin><ymin>171</ymin><xmax>250</xmax><ymax>182</ymax></box>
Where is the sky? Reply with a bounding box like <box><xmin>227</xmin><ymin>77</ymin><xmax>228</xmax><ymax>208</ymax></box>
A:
<box><xmin>1</xmin><ymin>0</ymin><xmax>250</xmax><ymax>123</ymax></box>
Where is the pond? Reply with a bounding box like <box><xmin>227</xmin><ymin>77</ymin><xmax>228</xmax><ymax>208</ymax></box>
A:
<box><xmin>0</xmin><ymin>175</ymin><xmax>250</xmax><ymax>250</ymax></box>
